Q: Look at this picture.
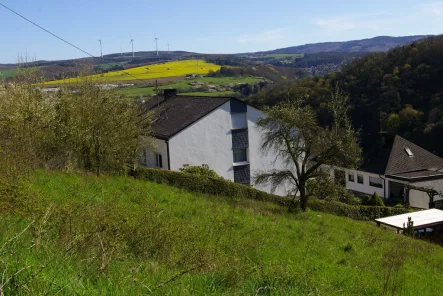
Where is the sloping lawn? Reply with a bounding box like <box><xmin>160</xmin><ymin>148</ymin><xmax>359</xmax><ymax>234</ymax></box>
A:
<box><xmin>1</xmin><ymin>171</ymin><xmax>442</xmax><ymax>295</ymax></box>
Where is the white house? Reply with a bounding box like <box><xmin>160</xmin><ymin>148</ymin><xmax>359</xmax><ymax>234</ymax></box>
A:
<box><xmin>143</xmin><ymin>90</ymin><xmax>291</xmax><ymax>196</ymax></box>
<box><xmin>330</xmin><ymin>135</ymin><xmax>443</xmax><ymax>209</ymax></box>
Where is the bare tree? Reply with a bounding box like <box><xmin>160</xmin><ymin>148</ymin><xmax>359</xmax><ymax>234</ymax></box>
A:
<box><xmin>254</xmin><ymin>88</ymin><xmax>361</xmax><ymax>211</ymax></box>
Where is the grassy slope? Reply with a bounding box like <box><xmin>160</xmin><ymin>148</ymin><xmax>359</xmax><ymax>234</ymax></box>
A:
<box><xmin>2</xmin><ymin>171</ymin><xmax>443</xmax><ymax>295</ymax></box>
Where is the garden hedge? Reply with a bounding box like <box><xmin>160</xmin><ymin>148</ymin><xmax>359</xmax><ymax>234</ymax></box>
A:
<box><xmin>134</xmin><ymin>168</ymin><xmax>411</xmax><ymax>221</ymax></box>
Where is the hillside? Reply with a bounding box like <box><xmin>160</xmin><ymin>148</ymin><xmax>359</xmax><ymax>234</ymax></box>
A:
<box><xmin>1</xmin><ymin>35</ymin><xmax>430</xmax><ymax>81</ymax></box>
<box><xmin>247</xmin><ymin>35</ymin><xmax>443</xmax><ymax>156</ymax></box>
<box><xmin>267</xmin><ymin>35</ymin><xmax>429</xmax><ymax>54</ymax></box>
<box><xmin>1</xmin><ymin>170</ymin><xmax>443</xmax><ymax>295</ymax></box>
<box><xmin>335</xmin><ymin>34</ymin><xmax>443</xmax><ymax>155</ymax></box>
<box><xmin>43</xmin><ymin>59</ymin><xmax>220</xmax><ymax>85</ymax></box>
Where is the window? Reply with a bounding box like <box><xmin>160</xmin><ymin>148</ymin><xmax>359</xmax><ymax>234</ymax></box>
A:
<box><xmin>233</xmin><ymin>148</ymin><xmax>248</xmax><ymax>163</ymax></box>
<box><xmin>357</xmin><ymin>174</ymin><xmax>364</xmax><ymax>184</ymax></box>
<box><xmin>155</xmin><ymin>153</ymin><xmax>163</xmax><ymax>168</ymax></box>
<box><xmin>348</xmin><ymin>172</ymin><xmax>355</xmax><ymax>182</ymax></box>
<box><xmin>405</xmin><ymin>147</ymin><xmax>414</xmax><ymax>157</ymax></box>
<box><xmin>369</xmin><ymin>176</ymin><xmax>383</xmax><ymax>188</ymax></box>
<box><xmin>231</xmin><ymin>113</ymin><xmax>247</xmax><ymax>129</ymax></box>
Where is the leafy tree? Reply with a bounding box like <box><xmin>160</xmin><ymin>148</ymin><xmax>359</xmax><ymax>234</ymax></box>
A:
<box><xmin>254</xmin><ymin>88</ymin><xmax>361</xmax><ymax>211</ymax></box>
<box><xmin>55</xmin><ymin>77</ymin><xmax>153</xmax><ymax>176</ymax></box>
<box><xmin>386</xmin><ymin>113</ymin><xmax>401</xmax><ymax>133</ymax></box>
<box><xmin>0</xmin><ymin>66</ymin><xmax>54</xmax><ymax>181</ymax></box>
<box><xmin>0</xmin><ymin>66</ymin><xmax>153</xmax><ymax>178</ymax></box>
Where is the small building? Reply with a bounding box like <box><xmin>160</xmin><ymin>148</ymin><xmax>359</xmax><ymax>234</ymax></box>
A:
<box><xmin>331</xmin><ymin>135</ymin><xmax>443</xmax><ymax>209</ymax></box>
<box><xmin>142</xmin><ymin>90</ymin><xmax>291</xmax><ymax>196</ymax></box>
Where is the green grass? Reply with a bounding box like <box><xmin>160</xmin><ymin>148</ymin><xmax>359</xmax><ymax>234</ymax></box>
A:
<box><xmin>2</xmin><ymin>170</ymin><xmax>443</xmax><ymax>295</ymax></box>
<box><xmin>118</xmin><ymin>76</ymin><xmax>263</xmax><ymax>97</ymax></box>
<box><xmin>0</xmin><ymin>68</ymin><xmax>18</xmax><ymax>79</ymax></box>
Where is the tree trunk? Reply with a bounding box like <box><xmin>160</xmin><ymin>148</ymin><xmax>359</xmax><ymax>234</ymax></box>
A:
<box><xmin>299</xmin><ymin>182</ymin><xmax>308</xmax><ymax>212</ymax></box>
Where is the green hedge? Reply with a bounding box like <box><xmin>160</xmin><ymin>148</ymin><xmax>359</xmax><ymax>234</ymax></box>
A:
<box><xmin>134</xmin><ymin>168</ymin><xmax>291</xmax><ymax>206</ymax></box>
<box><xmin>134</xmin><ymin>168</ymin><xmax>411</xmax><ymax>220</ymax></box>
<box><xmin>308</xmin><ymin>199</ymin><xmax>411</xmax><ymax>221</ymax></box>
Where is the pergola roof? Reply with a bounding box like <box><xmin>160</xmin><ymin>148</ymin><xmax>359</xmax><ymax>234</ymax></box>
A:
<box><xmin>375</xmin><ymin>209</ymin><xmax>443</xmax><ymax>230</ymax></box>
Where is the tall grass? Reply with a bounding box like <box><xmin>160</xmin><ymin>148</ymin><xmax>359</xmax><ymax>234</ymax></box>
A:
<box><xmin>1</xmin><ymin>171</ymin><xmax>443</xmax><ymax>295</ymax></box>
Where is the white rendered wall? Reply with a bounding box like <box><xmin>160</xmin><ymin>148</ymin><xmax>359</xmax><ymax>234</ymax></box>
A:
<box><xmin>409</xmin><ymin>179</ymin><xmax>443</xmax><ymax>209</ymax></box>
<box><xmin>345</xmin><ymin>170</ymin><xmax>386</xmax><ymax>197</ymax></box>
<box><xmin>145</xmin><ymin>138</ymin><xmax>169</xmax><ymax>169</ymax></box>
<box><xmin>247</xmin><ymin>105</ymin><xmax>292</xmax><ymax>196</ymax></box>
<box><xmin>168</xmin><ymin>102</ymin><xmax>234</xmax><ymax>180</ymax></box>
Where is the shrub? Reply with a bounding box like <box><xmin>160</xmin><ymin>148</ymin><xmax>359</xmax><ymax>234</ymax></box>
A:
<box><xmin>308</xmin><ymin>198</ymin><xmax>409</xmax><ymax>221</ymax></box>
<box><xmin>134</xmin><ymin>168</ymin><xmax>290</xmax><ymax>206</ymax></box>
<box><xmin>362</xmin><ymin>193</ymin><xmax>385</xmax><ymax>207</ymax></box>
<box><xmin>307</xmin><ymin>172</ymin><xmax>357</xmax><ymax>204</ymax></box>
<box><xmin>179</xmin><ymin>164</ymin><xmax>223</xmax><ymax>179</ymax></box>
<box><xmin>134</xmin><ymin>168</ymin><xmax>410</xmax><ymax>220</ymax></box>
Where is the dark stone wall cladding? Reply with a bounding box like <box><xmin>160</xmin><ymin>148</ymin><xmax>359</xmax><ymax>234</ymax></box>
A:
<box><xmin>234</xmin><ymin>165</ymin><xmax>250</xmax><ymax>185</ymax></box>
<box><xmin>232</xmin><ymin>129</ymin><xmax>249</xmax><ymax>148</ymax></box>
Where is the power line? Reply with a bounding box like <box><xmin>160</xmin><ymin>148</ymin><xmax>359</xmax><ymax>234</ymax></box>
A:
<box><xmin>0</xmin><ymin>2</ymin><xmax>155</xmax><ymax>85</ymax></box>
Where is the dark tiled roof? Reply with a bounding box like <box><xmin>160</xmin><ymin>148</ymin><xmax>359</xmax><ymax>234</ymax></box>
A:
<box><xmin>145</xmin><ymin>95</ymin><xmax>230</xmax><ymax>139</ymax></box>
<box><xmin>360</xmin><ymin>135</ymin><xmax>443</xmax><ymax>176</ymax></box>
<box><xmin>385</xmin><ymin>135</ymin><xmax>443</xmax><ymax>175</ymax></box>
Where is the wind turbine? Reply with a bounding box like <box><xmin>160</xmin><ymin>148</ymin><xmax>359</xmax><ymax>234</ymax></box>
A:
<box><xmin>130</xmin><ymin>38</ymin><xmax>135</xmax><ymax>57</ymax></box>
<box><xmin>154</xmin><ymin>37</ymin><xmax>159</xmax><ymax>56</ymax></box>
<box><xmin>120</xmin><ymin>42</ymin><xmax>123</xmax><ymax>56</ymax></box>
<box><xmin>98</xmin><ymin>38</ymin><xmax>103</xmax><ymax>58</ymax></box>
<box><xmin>167</xmin><ymin>42</ymin><xmax>170</xmax><ymax>54</ymax></box>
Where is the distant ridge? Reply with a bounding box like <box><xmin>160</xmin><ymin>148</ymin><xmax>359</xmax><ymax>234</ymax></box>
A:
<box><xmin>265</xmin><ymin>35</ymin><xmax>430</xmax><ymax>54</ymax></box>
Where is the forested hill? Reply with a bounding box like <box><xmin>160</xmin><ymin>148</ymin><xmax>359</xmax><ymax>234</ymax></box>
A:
<box><xmin>267</xmin><ymin>35</ymin><xmax>428</xmax><ymax>54</ymax></box>
<box><xmin>247</xmin><ymin>35</ymin><xmax>443</xmax><ymax>156</ymax></box>
<box><xmin>336</xmin><ymin>35</ymin><xmax>443</xmax><ymax>155</ymax></box>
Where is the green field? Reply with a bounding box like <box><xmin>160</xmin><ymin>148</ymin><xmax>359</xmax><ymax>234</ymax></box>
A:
<box><xmin>119</xmin><ymin>76</ymin><xmax>263</xmax><ymax>97</ymax></box>
<box><xmin>1</xmin><ymin>170</ymin><xmax>443</xmax><ymax>295</ymax></box>
<box><xmin>44</xmin><ymin>59</ymin><xmax>220</xmax><ymax>84</ymax></box>
<box><xmin>0</xmin><ymin>68</ymin><xmax>19</xmax><ymax>79</ymax></box>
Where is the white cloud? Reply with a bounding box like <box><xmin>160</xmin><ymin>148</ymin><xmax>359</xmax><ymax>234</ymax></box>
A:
<box><xmin>237</xmin><ymin>28</ymin><xmax>285</xmax><ymax>43</ymax></box>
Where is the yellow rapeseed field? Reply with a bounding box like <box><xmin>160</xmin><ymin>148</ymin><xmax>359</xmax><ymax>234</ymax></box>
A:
<box><xmin>44</xmin><ymin>59</ymin><xmax>221</xmax><ymax>84</ymax></box>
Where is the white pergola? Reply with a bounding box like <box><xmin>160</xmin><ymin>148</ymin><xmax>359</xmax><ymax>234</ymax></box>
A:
<box><xmin>375</xmin><ymin>209</ymin><xmax>443</xmax><ymax>230</ymax></box>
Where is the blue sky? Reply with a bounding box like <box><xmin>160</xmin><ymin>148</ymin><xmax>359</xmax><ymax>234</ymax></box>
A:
<box><xmin>1</xmin><ymin>0</ymin><xmax>443</xmax><ymax>63</ymax></box>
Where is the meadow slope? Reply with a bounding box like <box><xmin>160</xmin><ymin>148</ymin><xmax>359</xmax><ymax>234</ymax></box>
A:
<box><xmin>1</xmin><ymin>171</ymin><xmax>443</xmax><ymax>295</ymax></box>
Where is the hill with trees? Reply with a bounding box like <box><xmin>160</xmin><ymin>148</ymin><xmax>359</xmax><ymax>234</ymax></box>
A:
<box><xmin>266</xmin><ymin>35</ymin><xmax>429</xmax><ymax>54</ymax></box>
<box><xmin>247</xmin><ymin>35</ymin><xmax>443</xmax><ymax>156</ymax></box>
